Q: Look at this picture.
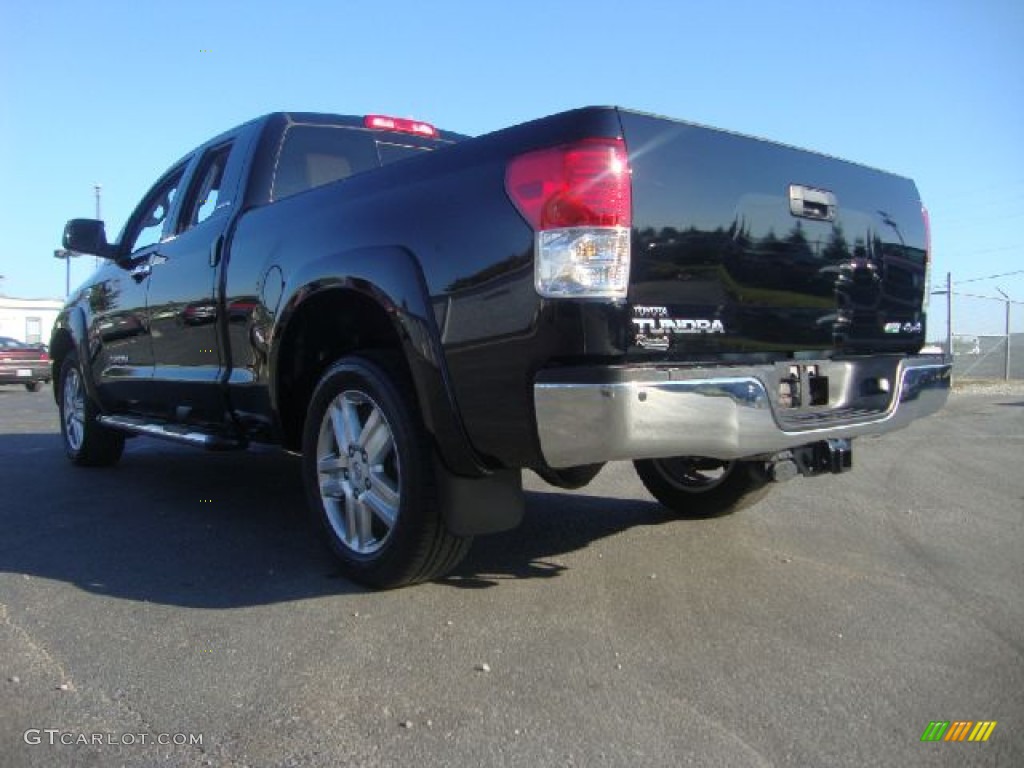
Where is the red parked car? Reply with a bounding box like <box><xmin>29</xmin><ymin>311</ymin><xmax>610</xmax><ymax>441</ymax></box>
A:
<box><xmin>0</xmin><ymin>336</ymin><xmax>51</xmax><ymax>392</ymax></box>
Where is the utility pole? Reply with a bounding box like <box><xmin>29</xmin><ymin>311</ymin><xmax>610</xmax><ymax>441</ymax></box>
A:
<box><xmin>54</xmin><ymin>249</ymin><xmax>74</xmax><ymax>297</ymax></box>
<box><xmin>996</xmin><ymin>288</ymin><xmax>1011</xmax><ymax>381</ymax></box>
<box><xmin>94</xmin><ymin>184</ymin><xmax>103</xmax><ymax>269</ymax></box>
<box><xmin>946</xmin><ymin>272</ymin><xmax>953</xmax><ymax>359</ymax></box>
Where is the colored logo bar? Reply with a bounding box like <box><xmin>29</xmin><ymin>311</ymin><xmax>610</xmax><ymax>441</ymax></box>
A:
<box><xmin>921</xmin><ymin>721</ymin><xmax>997</xmax><ymax>742</ymax></box>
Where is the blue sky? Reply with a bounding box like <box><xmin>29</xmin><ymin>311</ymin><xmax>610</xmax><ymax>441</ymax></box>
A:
<box><xmin>1</xmin><ymin>0</ymin><xmax>1021</xmax><ymax>336</ymax></box>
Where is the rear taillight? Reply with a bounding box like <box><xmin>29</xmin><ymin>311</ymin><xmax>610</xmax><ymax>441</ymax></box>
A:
<box><xmin>363</xmin><ymin>115</ymin><xmax>438</xmax><ymax>138</ymax></box>
<box><xmin>506</xmin><ymin>138</ymin><xmax>631</xmax><ymax>299</ymax></box>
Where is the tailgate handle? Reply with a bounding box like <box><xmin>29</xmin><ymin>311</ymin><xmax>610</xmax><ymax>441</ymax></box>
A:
<box><xmin>789</xmin><ymin>184</ymin><xmax>837</xmax><ymax>222</ymax></box>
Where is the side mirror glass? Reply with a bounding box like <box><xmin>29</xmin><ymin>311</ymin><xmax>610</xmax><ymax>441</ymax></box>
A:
<box><xmin>62</xmin><ymin>219</ymin><xmax>117</xmax><ymax>259</ymax></box>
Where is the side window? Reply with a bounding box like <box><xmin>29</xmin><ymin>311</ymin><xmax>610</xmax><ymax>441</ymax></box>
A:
<box><xmin>125</xmin><ymin>167</ymin><xmax>186</xmax><ymax>254</ymax></box>
<box><xmin>181</xmin><ymin>143</ymin><xmax>233</xmax><ymax>230</ymax></box>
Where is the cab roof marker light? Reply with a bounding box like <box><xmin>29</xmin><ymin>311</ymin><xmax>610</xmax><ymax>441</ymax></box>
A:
<box><xmin>364</xmin><ymin>115</ymin><xmax>439</xmax><ymax>138</ymax></box>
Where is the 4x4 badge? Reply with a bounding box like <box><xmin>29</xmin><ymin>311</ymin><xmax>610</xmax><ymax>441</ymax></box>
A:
<box><xmin>884</xmin><ymin>321</ymin><xmax>922</xmax><ymax>334</ymax></box>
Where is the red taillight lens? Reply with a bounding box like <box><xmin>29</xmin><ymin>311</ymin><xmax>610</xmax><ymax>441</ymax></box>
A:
<box><xmin>363</xmin><ymin>115</ymin><xmax>438</xmax><ymax>138</ymax></box>
<box><xmin>506</xmin><ymin>138</ymin><xmax>631</xmax><ymax>230</ymax></box>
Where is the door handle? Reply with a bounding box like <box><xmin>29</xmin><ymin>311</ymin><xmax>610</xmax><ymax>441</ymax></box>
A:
<box><xmin>209</xmin><ymin>235</ymin><xmax>224</xmax><ymax>268</ymax></box>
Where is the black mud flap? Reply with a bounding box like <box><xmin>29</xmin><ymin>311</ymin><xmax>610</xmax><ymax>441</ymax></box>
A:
<box><xmin>437</xmin><ymin>462</ymin><xmax>524</xmax><ymax>536</ymax></box>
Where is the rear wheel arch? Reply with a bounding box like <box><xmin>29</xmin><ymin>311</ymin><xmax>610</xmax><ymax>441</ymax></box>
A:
<box><xmin>268</xmin><ymin>247</ymin><xmax>485</xmax><ymax>477</ymax></box>
<box><xmin>273</xmin><ymin>286</ymin><xmax>408</xmax><ymax>452</ymax></box>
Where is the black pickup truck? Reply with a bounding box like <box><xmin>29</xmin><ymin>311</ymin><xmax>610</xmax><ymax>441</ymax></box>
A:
<box><xmin>53</xmin><ymin>108</ymin><xmax>950</xmax><ymax>587</ymax></box>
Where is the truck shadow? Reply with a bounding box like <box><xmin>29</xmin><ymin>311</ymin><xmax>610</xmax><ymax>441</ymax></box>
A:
<box><xmin>0</xmin><ymin>433</ymin><xmax>670</xmax><ymax>605</ymax></box>
<box><xmin>0</xmin><ymin>432</ymin><xmax>355</xmax><ymax>607</ymax></box>
<box><xmin>443</xmin><ymin>491</ymin><xmax>671</xmax><ymax>589</ymax></box>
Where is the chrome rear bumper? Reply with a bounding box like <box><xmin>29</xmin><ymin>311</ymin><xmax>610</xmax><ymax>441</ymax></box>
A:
<box><xmin>534</xmin><ymin>357</ymin><xmax>951</xmax><ymax>468</ymax></box>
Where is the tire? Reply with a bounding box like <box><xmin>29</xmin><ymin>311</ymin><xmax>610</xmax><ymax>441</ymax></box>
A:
<box><xmin>58</xmin><ymin>352</ymin><xmax>125</xmax><ymax>467</ymax></box>
<box><xmin>633</xmin><ymin>457</ymin><xmax>771</xmax><ymax>518</ymax></box>
<box><xmin>25</xmin><ymin>381</ymin><xmax>44</xmax><ymax>392</ymax></box>
<box><xmin>301</xmin><ymin>355</ymin><xmax>472</xmax><ymax>589</ymax></box>
<box><xmin>534</xmin><ymin>463</ymin><xmax>604</xmax><ymax>490</ymax></box>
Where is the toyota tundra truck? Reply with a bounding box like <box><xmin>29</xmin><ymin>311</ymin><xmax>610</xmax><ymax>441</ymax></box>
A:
<box><xmin>52</xmin><ymin>108</ymin><xmax>950</xmax><ymax>587</ymax></box>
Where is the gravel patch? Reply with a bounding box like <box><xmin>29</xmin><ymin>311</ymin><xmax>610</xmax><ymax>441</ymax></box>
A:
<box><xmin>951</xmin><ymin>378</ymin><xmax>1024</xmax><ymax>395</ymax></box>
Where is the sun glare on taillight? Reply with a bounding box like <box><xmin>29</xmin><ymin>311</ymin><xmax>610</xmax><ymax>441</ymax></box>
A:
<box><xmin>363</xmin><ymin>115</ymin><xmax>438</xmax><ymax>138</ymax></box>
<box><xmin>505</xmin><ymin>138</ymin><xmax>631</xmax><ymax>230</ymax></box>
<box><xmin>506</xmin><ymin>138</ymin><xmax>632</xmax><ymax>299</ymax></box>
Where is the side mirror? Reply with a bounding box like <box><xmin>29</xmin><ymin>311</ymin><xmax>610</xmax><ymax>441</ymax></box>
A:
<box><xmin>62</xmin><ymin>219</ymin><xmax>117</xmax><ymax>259</ymax></box>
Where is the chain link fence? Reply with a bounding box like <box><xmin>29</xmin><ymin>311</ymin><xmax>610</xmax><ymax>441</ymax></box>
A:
<box><xmin>931</xmin><ymin>275</ymin><xmax>1024</xmax><ymax>381</ymax></box>
<box><xmin>950</xmin><ymin>334</ymin><xmax>1023</xmax><ymax>379</ymax></box>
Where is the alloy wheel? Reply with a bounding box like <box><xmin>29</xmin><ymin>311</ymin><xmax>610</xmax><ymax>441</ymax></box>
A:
<box><xmin>63</xmin><ymin>367</ymin><xmax>86</xmax><ymax>452</ymax></box>
<box><xmin>315</xmin><ymin>390</ymin><xmax>401</xmax><ymax>555</ymax></box>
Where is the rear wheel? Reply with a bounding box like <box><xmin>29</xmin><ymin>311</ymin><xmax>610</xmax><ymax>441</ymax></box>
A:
<box><xmin>58</xmin><ymin>352</ymin><xmax>125</xmax><ymax>467</ymax></box>
<box><xmin>301</xmin><ymin>355</ymin><xmax>471</xmax><ymax>588</ymax></box>
<box><xmin>633</xmin><ymin>457</ymin><xmax>771</xmax><ymax>518</ymax></box>
<box><xmin>535</xmin><ymin>463</ymin><xmax>604</xmax><ymax>490</ymax></box>
<box><xmin>25</xmin><ymin>381</ymin><xmax>44</xmax><ymax>392</ymax></box>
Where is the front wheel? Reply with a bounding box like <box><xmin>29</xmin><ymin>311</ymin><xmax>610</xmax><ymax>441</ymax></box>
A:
<box><xmin>301</xmin><ymin>355</ymin><xmax>472</xmax><ymax>589</ymax></box>
<box><xmin>633</xmin><ymin>457</ymin><xmax>771</xmax><ymax>518</ymax></box>
<box><xmin>58</xmin><ymin>352</ymin><xmax>125</xmax><ymax>467</ymax></box>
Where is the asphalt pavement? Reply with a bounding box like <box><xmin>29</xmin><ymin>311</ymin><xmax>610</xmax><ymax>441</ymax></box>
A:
<box><xmin>1</xmin><ymin>384</ymin><xmax>1022</xmax><ymax>767</ymax></box>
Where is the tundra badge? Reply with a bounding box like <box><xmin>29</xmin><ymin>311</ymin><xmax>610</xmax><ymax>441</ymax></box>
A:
<box><xmin>633</xmin><ymin>305</ymin><xmax>725</xmax><ymax>349</ymax></box>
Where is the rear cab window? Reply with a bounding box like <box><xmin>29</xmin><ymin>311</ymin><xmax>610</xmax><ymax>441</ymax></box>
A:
<box><xmin>270</xmin><ymin>123</ymin><xmax>447</xmax><ymax>202</ymax></box>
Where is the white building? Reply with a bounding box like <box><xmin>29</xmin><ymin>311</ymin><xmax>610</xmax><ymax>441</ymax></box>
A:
<box><xmin>0</xmin><ymin>296</ymin><xmax>64</xmax><ymax>345</ymax></box>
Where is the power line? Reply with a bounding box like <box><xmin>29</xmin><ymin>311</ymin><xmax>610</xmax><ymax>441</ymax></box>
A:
<box><xmin>937</xmin><ymin>207</ymin><xmax>1024</xmax><ymax>231</ymax></box>
<box><xmin>949</xmin><ymin>290</ymin><xmax>1024</xmax><ymax>305</ymax></box>
<box><xmin>955</xmin><ymin>269</ymin><xmax>1024</xmax><ymax>285</ymax></box>
<box><xmin>940</xmin><ymin>244</ymin><xmax>1017</xmax><ymax>258</ymax></box>
<box><xmin>924</xmin><ymin>180</ymin><xmax>1024</xmax><ymax>211</ymax></box>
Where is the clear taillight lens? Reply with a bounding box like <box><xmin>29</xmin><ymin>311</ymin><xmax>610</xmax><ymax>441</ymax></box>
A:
<box><xmin>506</xmin><ymin>138</ymin><xmax>631</xmax><ymax>299</ymax></box>
<box><xmin>535</xmin><ymin>228</ymin><xmax>630</xmax><ymax>297</ymax></box>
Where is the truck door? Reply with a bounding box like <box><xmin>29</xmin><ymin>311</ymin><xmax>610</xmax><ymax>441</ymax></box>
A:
<box><xmin>145</xmin><ymin>138</ymin><xmax>241</xmax><ymax>423</ymax></box>
<box><xmin>90</xmin><ymin>162</ymin><xmax>187</xmax><ymax>409</ymax></box>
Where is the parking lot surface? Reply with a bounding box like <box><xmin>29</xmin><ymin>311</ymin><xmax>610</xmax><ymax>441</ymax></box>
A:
<box><xmin>1</xmin><ymin>385</ymin><xmax>1022</xmax><ymax>767</ymax></box>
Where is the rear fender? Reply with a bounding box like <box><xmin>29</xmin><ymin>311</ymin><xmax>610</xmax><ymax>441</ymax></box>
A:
<box><xmin>271</xmin><ymin>245</ymin><xmax>485</xmax><ymax>478</ymax></box>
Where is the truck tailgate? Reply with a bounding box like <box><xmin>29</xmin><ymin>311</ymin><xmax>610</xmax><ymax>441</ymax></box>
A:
<box><xmin>618</xmin><ymin>110</ymin><xmax>929</xmax><ymax>359</ymax></box>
